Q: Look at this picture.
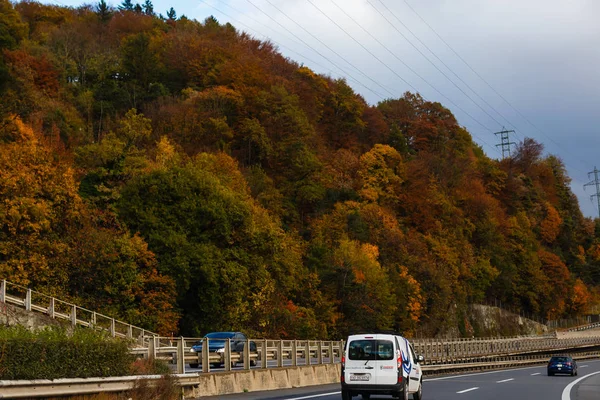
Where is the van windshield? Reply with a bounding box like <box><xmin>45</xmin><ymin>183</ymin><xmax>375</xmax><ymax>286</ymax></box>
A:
<box><xmin>348</xmin><ymin>339</ymin><xmax>394</xmax><ymax>361</ymax></box>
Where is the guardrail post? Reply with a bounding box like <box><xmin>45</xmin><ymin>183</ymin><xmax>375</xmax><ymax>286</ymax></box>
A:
<box><xmin>292</xmin><ymin>340</ymin><xmax>297</xmax><ymax>367</ymax></box>
<box><xmin>329</xmin><ymin>342</ymin><xmax>334</xmax><ymax>364</ymax></box>
<box><xmin>243</xmin><ymin>339</ymin><xmax>250</xmax><ymax>370</ymax></box>
<box><xmin>91</xmin><ymin>312</ymin><xmax>96</xmax><ymax>328</ymax></box>
<box><xmin>317</xmin><ymin>341</ymin><xmax>323</xmax><ymax>364</ymax></box>
<box><xmin>202</xmin><ymin>337</ymin><xmax>209</xmax><ymax>373</ymax></box>
<box><xmin>305</xmin><ymin>340</ymin><xmax>311</xmax><ymax>366</ymax></box>
<box><xmin>0</xmin><ymin>280</ymin><xmax>5</xmax><ymax>303</ymax></box>
<box><xmin>48</xmin><ymin>298</ymin><xmax>55</xmax><ymax>318</ymax></box>
<box><xmin>277</xmin><ymin>340</ymin><xmax>283</xmax><ymax>368</ymax></box>
<box><xmin>127</xmin><ymin>325</ymin><xmax>133</xmax><ymax>339</ymax></box>
<box><xmin>177</xmin><ymin>337</ymin><xmax>185</xmax><ymax>374</ymax></box>
<box><xmin>71</xmin><ymin>305</ymin><xmax>77</xmax><ymax>326</ymax></box>
<box><xmin>25</xmin><ymin>289</ymin><xmax>31</xmax><ymax>311</ymax></box>
<box><xmin>224</xmin><ymin>339</ymin><xmax>232</xmax><ymax>371</ymax></box>
<box><xmin>148</xmin><ymin>336</ymin><xmax>156</xmax><ymax>360</ymax></box>
<box><xmin>110</xmin><ymin>318</ymin><xmax>115</xmax><ymax>337</ymax></box>
<box><xmin>261</xmin><ymin>339</ymin><xmax>267</xmax><ymax>369</ymax></box>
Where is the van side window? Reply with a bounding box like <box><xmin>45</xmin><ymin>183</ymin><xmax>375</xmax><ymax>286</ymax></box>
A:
<box><xmin>409</xmin><ymin>344</ymin><xmax>417</xmax><ymax>362</ymax></box>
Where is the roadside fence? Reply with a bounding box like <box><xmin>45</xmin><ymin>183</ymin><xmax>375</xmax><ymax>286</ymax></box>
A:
<box><xmin>0</xmin><ymin>279</ymin><xmax>157</xmax><ymax>344</ymax></box>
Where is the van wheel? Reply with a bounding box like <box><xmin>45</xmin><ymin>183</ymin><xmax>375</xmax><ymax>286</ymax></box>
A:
<box><xmin>403</xmin><ymin>381</ymin><xmax>409</xmax><ymax>400</ymax></box>
<box><xmin>362</xmin><ymin>395</ymin><xmax>370</xmax><ymax>400</ymax></box>
<box><xmin>341</xmin><ymin>389</ymin><xmax>352</xmax><ymax>400</ymax></box>
<box><xmin>413</xmin><ymin>380</ymin><xmax>422</xmax><ymax>400</ymax></box>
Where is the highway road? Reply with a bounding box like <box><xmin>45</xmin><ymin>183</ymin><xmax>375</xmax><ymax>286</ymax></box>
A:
<box><xmin>197</xmin><ymin>359</ymin><xmax>600</xmax><ymax>400</ymax></box>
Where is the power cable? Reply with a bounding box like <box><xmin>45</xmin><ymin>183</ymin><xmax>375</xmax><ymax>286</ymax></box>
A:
<box><xmin>375</xmin><ymin>0</ymin><xmax>522</xmax><ymax>136</ymax></box>
<box><xmin>198</xmin><ymin>1</ymin><xmax>387</xmax><ymax>99</ymax></box>
<box><xmin>401</xmin><ymin>0</ymin><xmax>591</xmax><ymax>176</ymax></box>
<box><xmin>252</xmin><ymin>0</ymin><xmax>397</xmax><ymax>98</ymax></box>
<box><xmin>366</xmin><ymin>0</ymin><xmax>505</xmax><ymax>130</ymax></box>
<box><xmin>305</xmin><ymin>0</ymin><xmax>500</xmax><ymax>154</ymax></box>
<box><xmin>326</xmin><ymin>0</ymin><xmax>498</xmax><ymax>136</ymax></box>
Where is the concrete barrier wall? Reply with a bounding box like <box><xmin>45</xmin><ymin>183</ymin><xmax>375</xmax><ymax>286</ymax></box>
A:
<box><xmin>188</xmin><ymin>364</ymin><xmax>341</xmax><ymax>397</ymax></box>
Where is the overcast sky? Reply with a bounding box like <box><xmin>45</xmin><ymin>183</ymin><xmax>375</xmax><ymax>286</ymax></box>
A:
<box><xmin>46</xmin><ymin>0</ymin><xmax>600</xmax><ymax>217</ymax></box>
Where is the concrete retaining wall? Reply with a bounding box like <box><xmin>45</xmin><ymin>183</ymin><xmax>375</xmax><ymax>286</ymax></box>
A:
<box><xmin>187</xmin><ymin>364</ymin><xmax>341</xmax><ymax>397</ymax></box>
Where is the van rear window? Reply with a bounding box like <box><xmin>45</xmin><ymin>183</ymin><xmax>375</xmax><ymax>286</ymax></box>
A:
<box><xmin>348</xmin><ymin>340</ymin><xmax>394</xmax><ymax>360</ymax></box>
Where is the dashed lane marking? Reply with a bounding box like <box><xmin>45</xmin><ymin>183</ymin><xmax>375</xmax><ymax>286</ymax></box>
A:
<box><xmin>284</xmin><ymin>392</ymin><xmax>340</xmax><ymax>400</ymax></box>
<box><xmin>531</xmin><ymin>373</ymin><xmax>541</xmax><ymax>376</ymax></box>
<box><xmin>457</xmin><ymin>387</ymin><xmax>479</xmax><ymax>394</ymax></box>
<box><xmin>496</xmin><ymin>378</ymin><xmax>514</xmax><ymax>383</ymax></box>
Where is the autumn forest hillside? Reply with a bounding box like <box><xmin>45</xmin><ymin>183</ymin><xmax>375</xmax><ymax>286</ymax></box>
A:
<box><xmin>1</xmin><ymin>0</ymin><xmax>600</xmax><ymax>338</ymax></box>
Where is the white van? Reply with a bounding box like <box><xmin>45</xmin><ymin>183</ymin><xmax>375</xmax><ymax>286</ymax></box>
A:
<box><xmin>341</xmin><ymin>333</ymin><xmax>423</xmax><ymax>400</ymax></box>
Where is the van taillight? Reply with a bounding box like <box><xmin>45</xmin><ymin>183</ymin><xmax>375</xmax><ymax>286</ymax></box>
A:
<box><xmin>397</xmin><ymin>355</ymin><xmax>402</xmax><ymax>369</ymax></box>
<box><xmin>342</xmin><ymin>355</ymin><xmax>345</xmax><ymax>367</ymax></box>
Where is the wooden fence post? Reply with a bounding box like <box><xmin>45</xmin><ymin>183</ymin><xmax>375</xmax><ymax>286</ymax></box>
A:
<box><xmin>0</xmin><ymin>280</ymin><xmax>5</xmax><ymax>303</ymax></box>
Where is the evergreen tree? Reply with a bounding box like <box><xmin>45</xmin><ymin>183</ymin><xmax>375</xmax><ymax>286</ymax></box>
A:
<box><xmin>96</xmin><ymin>0</ymin><xmax>113</xmax><ymax>22</ymax></box>
<box><xmin>133</xmin><ymin>3</ymin><xmax>143</xmax><ymax>13</ymax></box>
<box><xmin>119</xmin><ymin>0</ymin><xmax>134</xmax><ymax>11</ymax></box>
<box><xmin>166</xmin><ymin>7</ymin><xmax>176</xmax><ymax>20</ymax></box>
<box><xmin>143</xmin><ymin>0</ymin><xmax>154</xmax><ymax>15</ymax></box>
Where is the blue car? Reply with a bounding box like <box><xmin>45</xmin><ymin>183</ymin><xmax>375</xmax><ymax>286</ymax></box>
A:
<box><xmin>547</xmin><ymin>355</ymin><xmax>577</xmax><ymax>376</ymax></box>
<box><xmin>189</xmin><ymin>332</ymin><xmax>257</xmax><ymax>368</ymax></box>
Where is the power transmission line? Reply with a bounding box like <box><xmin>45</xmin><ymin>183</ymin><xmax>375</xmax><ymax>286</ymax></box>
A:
<box><xmin>366</xmin><ymin>0</ymin><xmax>505</xmax><ymax>130</ymax></box>
<box><xmin>325</xmin><ymin>0</ymin><xmax>502</xmax><ymax>153</ymax></box>
<box><xmin>494</xmin><ymin>128</ymin><xmax>516</xmax><ymax>159</ymax></box>
<box><xmin>247</xmin><ymin>0</ymin><xmax>398</xmax><ymax>98</ymax></box>
<box><xmin>206</xmin><ymin>0</ymin><xmax>502</xmax><ymax>155</ymax></box>
<box><xmin>375</xmin><ymin>0</ymin><xmax>522</xmax><ymax>136</ymax></box>
<box><xmin>401</xmin><ymin>0</ymin><xmax>591</xmax><ymax>176</ymax></box>
<box><xmin>305</xmin><ymin>0</ymin><xmax>420</xmax><ymax>93</ymax></box>
<box><xmin>198</xmin><ymin>1</ymin><xmax>387</xmax><ymax>99</ymax></box>
<box><xmin>584</xmin><ymin>167</ymin><xmax>600</xmax><ymax>218</ymax></box>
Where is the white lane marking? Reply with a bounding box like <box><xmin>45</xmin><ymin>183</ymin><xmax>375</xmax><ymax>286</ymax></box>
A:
<box><xmin>426</xmin><ymin>359</ymin><xmax>600</xmax><ymax>382</ymax></box>
<box><xmin>284</xmin><ymin>392</ymin><xmax>340</xmax><ymax>400</ymax></box>
<box><xmin>561</xmin><ymin>371</ymin><xmax>600</xmax><ymax>400</ymax></box>
<box><xmin>531</xmin><ymin>373</ymin><xmax>541</xmax><ymax>376</ymax></box>
<box><xmin>425</xmin><ymin>364</ymin><xmax>547</xmax><ymax>381</ymax></box>
<box><xmin>457</xmin><ymin>387</ymin><xmax>479</xmax><ymax>394</ymax></box>
<box><xmin>580</xmin><ymin>365</ymin><xmax>589</xmax><ymax>368</ymax></box>
<box><xmin>496</xmin><ymin>378</ymin><xmax>514</xmax><ymax>383</ymax></box>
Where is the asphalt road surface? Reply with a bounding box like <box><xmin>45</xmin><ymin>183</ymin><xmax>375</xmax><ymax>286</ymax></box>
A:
<box><xmin>196</xmin><ymin>359</ymin><xmax>600</xmax><ymax>400</ymax></box>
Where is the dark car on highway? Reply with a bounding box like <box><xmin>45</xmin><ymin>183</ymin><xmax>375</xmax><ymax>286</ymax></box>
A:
<box><xmin>547</xmin><ymin>355</ymin><xmax>577</xmax><ymax>376</ymax></box>
<box><xmin>190</xmin><ymin>332</ymin><xmax>257</xmax><ymax>368</ymax></box>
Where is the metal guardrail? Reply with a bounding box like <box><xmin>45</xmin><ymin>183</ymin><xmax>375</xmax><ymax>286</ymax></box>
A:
<box><xmin>134</xmin><ymin>337</ymin><xmax>345</xmax><ymax>374</ymax></box>
<box><xmin>412</xmin><ymin>335</ymin><xmax>600</xmax><ymax>364</ymax></box>
<box><xmin>567</xmin><ymin>322</ymin><xmax>600</xmax><ymax>332</ymax></box>
<box><xmin>131</xmin><ymin>334</ymin><xmax>600</xmax><ymax>375</ymax></box>
<box><xmin>3</xmin><ymin>350</ymin><xmax>600</xmax><ymax>398</ymax></box>
<box><xmin>0</xmin><ymin>279</ymin><xmax>157</xmax><ymax>344</ymax></box>
<box><xmin>0</xmin><ymin>374</ymin><xmax>200</xmax><ymax>399</ymax></box>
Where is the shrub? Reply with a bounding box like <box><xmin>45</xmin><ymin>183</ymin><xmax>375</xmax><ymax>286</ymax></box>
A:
<box><xmin>0</xmin><ymin>326</ymin><xmax>133</xmax><ymax>379</ymax></box>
